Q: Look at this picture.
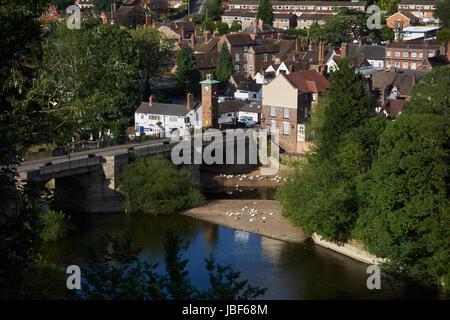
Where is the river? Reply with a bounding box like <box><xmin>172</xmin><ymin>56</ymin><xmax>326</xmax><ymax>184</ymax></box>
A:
<box><xmin>42</xmin><ymin>187</ymin><xmax>440</xmax><ymax>299</ymax></box>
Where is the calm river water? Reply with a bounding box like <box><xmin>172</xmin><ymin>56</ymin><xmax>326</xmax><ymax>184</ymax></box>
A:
<box><xmin>43</xmin><ymin>188</ymin><xmax>440</xmax><ymax>299</ymax></box>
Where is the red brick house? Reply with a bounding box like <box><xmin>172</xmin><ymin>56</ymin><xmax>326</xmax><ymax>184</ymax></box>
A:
<box><xmin>261</xmin><ymin>70</ymin><xmax>328</xmax><ymax>153</ymax></box>
<box><xmin>386</xmin><ymin>11</ymin><xmax>420</xmax><ymax>28</ymax></box>
<box><xmin>397</xmin><ymin>0</ymin><xmax>437</xmax><ymax>23</ymax></box>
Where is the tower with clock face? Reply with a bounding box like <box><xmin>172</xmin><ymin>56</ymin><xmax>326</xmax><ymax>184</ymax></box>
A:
<box><xmin>200</xmin><ymin>74</ymin><xmax>219</xmax><ymax>128</ymax></box>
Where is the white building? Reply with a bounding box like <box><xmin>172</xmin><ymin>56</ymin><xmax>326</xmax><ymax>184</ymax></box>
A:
<box><xmin>135</xmin><ymin>94</ymin><xmax>202</xmax><ymax>138</ymax></box>
<box><xmin>234</xmin><ymin>81</ymin><xmax>262</xmax><ymax>101</ymax></box>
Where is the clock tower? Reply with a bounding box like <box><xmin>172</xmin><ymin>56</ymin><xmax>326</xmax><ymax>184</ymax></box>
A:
<box><xmin>200</xmin><ymin>74</ymin><xmax>219</xmax><ymax>128</ymax></box>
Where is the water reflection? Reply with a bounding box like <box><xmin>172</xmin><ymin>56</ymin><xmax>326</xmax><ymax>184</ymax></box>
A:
<box><xmin>43</xmin><ymin>213</ymin><xmax>438</xmax><ymax>300</ymax></box>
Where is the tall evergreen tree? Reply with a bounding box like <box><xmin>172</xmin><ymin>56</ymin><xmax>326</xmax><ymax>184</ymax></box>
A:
<box><xmin>256</xmin><ymin>0</ymin><xmax>274</xmax><ymax>26</ymax></box>
<box><xmin>175</xmin><ymin>45</ymin><xmax>201</xmax><ymax>94</ymax></box>
<box><xmin>215</xmin><ymin>42</ymin><xmax>234</xmax><ymax>87</ymax></box>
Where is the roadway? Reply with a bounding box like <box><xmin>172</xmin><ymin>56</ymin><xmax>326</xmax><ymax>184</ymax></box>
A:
<box><xmin>17</xmin><ymin>139</ymin><xmax>170</xmax><ymax>173</ymax></box>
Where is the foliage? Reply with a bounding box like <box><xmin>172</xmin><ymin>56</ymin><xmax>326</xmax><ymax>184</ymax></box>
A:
<box><xmin>434</xmin><ymin>0</ymin><xmax>450</xmax><ymax>29</ymax></box>
<box><xmin>284</xmin><ymin>28</ymin><xmax>308</xmax><ymax>38</ymax></box>
<box><xmin>175</xmin><ymin>44</ymin><xmax>201</xmax><ymax>94</ymax></box>
<box><xmin>118</xmin><ymin>155</ymin><xmax>204</xmax><ymax>214</ymax></box>
<box><xmin>80</xmin><ymin>229</ymin><xmax>267</xmax><ymax>299</ymax></box>
<box><xmin>229</xmin><ymin>21</ymin><xmax>242</xmax><ymax>33</ymax></box>
<box><xmin>354</xmin><ymin>113</ymin><xmax>449</xmax><ymax>291</ymax></box>
<box><xmin>321</xmin><ymin>10</ymin><xmax>367</xmax><ymax>44</ymax></box>
<box><xmin>202</xmin><ymin>17</ymin><xmax>216</xmax><ymax>33</ymax></box>
<box><xmin>436</xmin><ymin>29</ymin><xmax>450</xmax><ymax>46</ymax></box>
<box><xmin>130</xmin><ymin>26</ymin><xmax>174</xmax><ymax>101</ymax></box>
<box><xmin>205</xmin><ymin>0</ymin><xmax>224</xmax><ymax>21</ymax></box>
<box><xmin>216</xmin><ymin>21</ymin><xmax>229</xmax><ymax>35</ymax></box>
<box><xmin>39</xmin><ymin>210</ymin><xmax>73</xmax><ymax>242</ymax></box>
<box><xmin>215</xmin><ymin>42</ymin><xmax>234</xmax><ymax>87</ymax></box>
<box><xmin>256</xmin><ymin>0</ymin><xmax>274</xmax><ymax>26</ymax></box>
<box><xmin>117</xmin><ymin>11</ymin><xmax>146</xmax><ymax>29</ymax></box>
<box><xmin>377</xmin><ymin>0</ymin><xmax>401</xmax><ymax>14</ymax></box>
<box><xmin>93</xmin><ymin>0</ymin><xmax>122</xmax><ymax>14</ymax></box>
<box><xmin>185</xmin><ymin>13</ymin><xmax>205</xmax><ymax>25</ymax></box>
<box><xmin>49</xmin><ymin>0</ymin><xmax>73</xmax><ymax>10</ymax></box>
<box><xmin>30</xmin><ymin>21</ymin><xmax>141</xmax><ymax>143</ymax></box>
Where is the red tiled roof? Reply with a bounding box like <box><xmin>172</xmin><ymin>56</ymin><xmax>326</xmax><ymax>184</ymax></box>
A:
<box><xmin>285</xmin><ymin>70</ymin><xmax>329</xmax><ymax>93</ymax></box>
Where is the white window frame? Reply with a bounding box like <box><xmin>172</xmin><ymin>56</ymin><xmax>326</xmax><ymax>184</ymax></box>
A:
<box><xmin>283</xmin><ymin>107</ymin><xmax>289</xmax><ymax>119</ymax></box>
<box><xmin>283</xmin><ymin>122</ymin><xmax>290</xmax><ymax>135</ymax></box>
<box><xmin>269</xmin><ymin>106</ymin><xmax>276</xmax><ymax>117</ymax></box>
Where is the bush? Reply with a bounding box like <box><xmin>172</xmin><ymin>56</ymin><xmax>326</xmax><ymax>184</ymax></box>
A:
<box><xmin>39</xmin><ymin>210</ymin><xmax>73</xmax><ymax>243</ymax></box>
<box><xmin>118</xmin><ymin>155</ymin><xmax>204</xmax><ymax>214</ymax></box>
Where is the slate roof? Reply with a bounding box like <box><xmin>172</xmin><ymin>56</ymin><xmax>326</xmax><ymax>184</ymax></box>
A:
<box><xmin>346</xmin><ymin>44</ymin><xmax>386</xmax><ymax>61</ymax></box>
<box><xmin>147</xmin><ymin>0</ymin><xmax>168</xmax><ymax>11</ymax></box>
<box><xmin>240</xmin><ymin>101</ymin><xmax>262</xmax><ymax>113</ymax></box>
<box><xmin>372</xmin><ymin>70</ymin><xmax>427</xmax><ymax>95</ymax></box>
<box><xmin>285</xmin><ymin>70</ymin><xmax>329</xmax><ymax>93</ymax></box>
<box><xmin>384</xmin><ymin>99</ymin><xmax>405</xmax><ymax>117</ymax></box>
<box><xmin>228</xmin><ymin>0</ymin><xmax>366</xmax><ymax>6</ymax></box>
<box><xmin>250</xmin><ymin>44</ymin><xmax>280</xmax><ymax>54</ymax></box>
<box><xmin>399</xmin><ymin>0</ymin><xmax>436</xmax><ymax>5</ymax></box>
<box><xmin>193</xmin><ymin>36</ymin><xmax>220</xmax><ymax>53</ymax></box>
<box><xmin>224</xmin><ymin>33</ymin><xmax>255</xmax><ymax>46</ymax></box>
<box><xmin>392</xmin><ymin>11</ymin><xmax>420</xmax><ymax>21</ymax></box>
<box><xmin>242</xmin><ymin>24</ymin><xmax>277</xmax><ymax>33</ymax></box>
<box><xmin>196</xmin><ymin>52</ymin><xmax>219</xmax><ymax>69</ymax></box>
<box><xmin>136</xmin><ymin>102</ymin><xmax>191</xmax><ymax>116</ymax></box>
<box><xmin>237</xmin><ymin>81</ymin><xmax>262</xmax><ymax>92</ymax></box>
<box><xmin>218</xmin><ymin>100</ymin><xmax>244</xmax><ymax>114</ymax></box>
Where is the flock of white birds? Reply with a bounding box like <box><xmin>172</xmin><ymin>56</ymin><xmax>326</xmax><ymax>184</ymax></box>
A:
<box><xmin>224</xmin><ymin>202</ymin><xmax>275</xmax><ymax>224</ymax></box>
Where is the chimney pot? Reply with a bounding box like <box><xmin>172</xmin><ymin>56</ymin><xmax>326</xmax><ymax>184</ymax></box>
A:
<box><xmin>149</xmin><ymin>94</ymin><xmax>155</xmax><ymax>105</ymax></box>
<box><xmin>113</xmin><ymin>3</ymin><xmax>117</xmax><ymax>13</ymax></box>
<box><xmin>187</xmin><ymin>92</ymin><xmax>195</xmax><ymax>110</ymax></box>
<box><xmin>205</xmin><ymin>30</ymin><xmax>210</xmax><ymax>42</ymax></box>
<box><xmin>258</xmin><ymin>19</ymin><xmax>264</xmax><ymax>30</ymax></box>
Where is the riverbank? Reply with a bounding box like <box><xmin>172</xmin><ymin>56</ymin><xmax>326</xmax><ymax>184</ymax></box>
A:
<box><xmin>200</xmin><ymin>169</ymin><xmax>287</xmax><ymax>188</ymax></box>
<box><xmin>180</xmin><ymin>199</ymin><xmax>308</xmax><ymax>243</ymax></box>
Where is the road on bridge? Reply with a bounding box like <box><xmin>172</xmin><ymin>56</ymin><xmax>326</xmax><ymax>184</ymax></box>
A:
<box><xmin>17</xmin><ymin>139</ymin><xmax>170</xmax><ymax>173</ymax></box>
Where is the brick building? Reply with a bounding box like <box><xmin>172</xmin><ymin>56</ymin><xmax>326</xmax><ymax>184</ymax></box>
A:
<box><xmin>75</xmin><ymin>0</ymin><xmax>94</xmax><ymax>9</ymax></box>
<box><xmin>297</xmin><ymin>13</ymin><xmax>328</xmax><ymax>28</ymax></box>
<box><xmin>228</xmin><ymin>0</ymin><xmax>367</xmax><ymax>15</ymax></box>
<box><xmin>217</xmin><ymin>33</ymin><xmax>256</xmax><ymax>75</ymax></box>
<box><xmin>261</xmin><ymin>70</ymin><xmax>328</xmax><ymax>153</ymax></box>
<box><xmin>386</xmin><ymin>11</ymin><xmax>420</xmax><ymax>28</ymax></box>
<box><xmin>385</xmin><ymin>40</ymin><xmax>444</xmax><ymax>70</ymax></box>
<box><xmin>397</xmin><ymin>0</ymin><xmax>437</xmax><ymax>23</ymax></box>
<box><xmin>221</xmin><ymin>11</ymin><xmax>297</xmax><ymax>29</ymax></box>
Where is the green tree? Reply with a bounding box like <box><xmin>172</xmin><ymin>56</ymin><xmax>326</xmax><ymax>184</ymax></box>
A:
<box><xmin>202</xmin><ymin>17</ymin><xmax>216</xmax><ymax>33</ymax></box>
<box><xmin>434</xmin><ymin>0</ymin><xmax>450</xmax><ymax>28</ymax></box>
<box><xmin>205</xmin><ymin>0</ymin><xmax>224</xmax><ymax>21</ymax></box>
<box><xmin>436</xmin><ymin>29</ymin><xmax>450</xmax><ymax>46</ymax></box>
<box><xmin>117</xmin><ymin>10</ymin><xmax>146</xmax><ymax>29</ymax></box>
<box><xmin>118</xmin><ymin>155</ymin><xmax>204</xmax><ymax>214</ymax></box>
<box><xmin>354</xmin><ymin>112</ymin><xmax>449</xmax><ymax>291</ymax></box>
<box><xmin>31</xmin><ymin>21</ymin><xmax>141</xmax><ymax>142</ymax></box>
<box><xmin>175</xmin><ymin>44</ymin><xmax>201</xmax><ymax>94</ymax></box>
<box><xmin>229</xmin><ymin>21</ymin><xmax>242</xmax><ymax>33</ymax></box>
<box><xmin>256</xmin><ymin>0</ymin><xmax>274</xmax><ymax>26</ymax></box>
<box><xmin>130</xmin><ymin>26</ymin><xmax>174</xmax><ymax>101</ymax></box>
<box><xmin>215</xmin><ymin>42</ymin><xmax>234</xmax><ymax>87</ymax></box>
<box><xmin>308</xmin><ymin>22</ymin><xmax>323</xmax><ymax>39</ymax></box>
<box><xmin>216</xmin><ymin>21</ymin><xmax>229</xmax><ymax>35</ymax></box>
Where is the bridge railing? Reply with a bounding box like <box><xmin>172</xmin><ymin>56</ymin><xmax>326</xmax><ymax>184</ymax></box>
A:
<box><xmin>39</xmin><ymin>156</ymin><xmax>101</xmax><ymax>175</ymax></box>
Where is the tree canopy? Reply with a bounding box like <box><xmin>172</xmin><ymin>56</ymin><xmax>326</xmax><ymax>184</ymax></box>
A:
<box><xmin>215</xmin><ymin>42</ymin><xmax>234</xmax><ymax>87</ymax></box>
<box><xmin>175</xmin><ymin>44</ymin><xmax>201</xmax><ymax>94</ymax></box>
<box><xmin>256</xmin><ymin>0</ymin><xmax>274</xmax><ymax>26</ymax></box>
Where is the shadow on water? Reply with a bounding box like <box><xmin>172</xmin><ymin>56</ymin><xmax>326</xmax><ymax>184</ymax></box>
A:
<box><xmin>43</xmin><ymin>211</ymin><xmax>441</xmax><ymax>300</ymax></box>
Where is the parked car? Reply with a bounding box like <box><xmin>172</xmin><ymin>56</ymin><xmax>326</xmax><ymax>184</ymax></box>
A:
<box><xmin>238</xmin><ymin>118</ymin><xmax>256</xmax><ymax>128</ymax></box>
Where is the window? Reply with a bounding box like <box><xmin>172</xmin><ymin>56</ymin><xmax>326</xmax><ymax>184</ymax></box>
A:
<box><xmin>235</xmin><ymin>53</ymin><xmax>240</xmax><ymax>62</ymax></box>
<box><xmin>283</xmin><ymin>122</ymin><xmax>290</xmax><ymax>135</ymax></box>
<box><xmin>244</xmin><ymin>64</ymin><xmax>247</xmax><ymax>72</ymax></box>
<box><xmin>402</xmin><ymin>62</ymin><xmax>408</xmax><ymax>69</ymax></box>
<box><xmin>234</xmin><ymin>65</ymin><xmax>239</xmax><ymax>72</ymax></box>
<box><xmin>249</xmin><ymin>65</ymin><xmax>253</xmax><ymax>72</ymax></box>
<box><xmin>411</xmin><ymin>62</ymin><xmax>416</xmax><ymax>69</ymax></box>
<box><xmin>244</xmin><ymin>53</ymin><xmax>247</xmax><ymax>61</ymax></box>
<box><xmin>141</xmin><ymin>114</ymin><xmax>143</xmax><ymax>119</ymax></box>
<box><xmin>169</xmin><ymin>116</ymin><xmax>177</xmax><ymax>122</ymax></box>
<box><xmin>270</xmin><ymin>120</ymin><xmax>276</xmax><ymax>132</ymax></box>
<box><xmin>312</xmin><ymin>93</ymin><xmax>317</xmax><ymax>101</ymax></box>
<box><xmin>149</xmin><ymin>115</ymin><xmax>160</xmax><ymax>120</ymax></box>
<box><xmin>244</xmin><ymin>46</ymin><xmax>248</xmax><ymax>52</ymax></box>
<box><xmin>249</xmin><ymin>54</ymin><xmax>254</xmax><ymax>61</ymax></box>
<box><xmin>387</xmin><ymin>51</ymin><xmax>391</xmax><ymax>56</ymax></box>
<box><xmin>403</xmin><ymin>51</ymin><xmax>408</xmax><ymax>57</ymax></box>
<box><xmin>272</xmin><ymin>55</ymin><xmax>275</xmax><ymax>61</ymax></box>
<box><xmin>419</xmin><ymin>52</ymin><xmax>423</xmax><ymax>58</ymax></box>
<box><xmin>395</xmin><ymin>51</ymin><xmax>400</xmax><ymax>57</ymax></box>
<box><xmin>411</xmin><ymin>52</ymin><xmax>417</xmax><ymax>58</ymax></box>
<box><xmin>269</xmin><ymin>106</ymin><xmax>276</xmax><ymax>117</ymax></box>
<box><xmin>395</xmin><ymin>62</ymin><xmax>400</xmax><ymax>68</ymax></box>
<box><xmin>283</xmin><ymin>107</ymin><xmax>289</xmax><ymax>119</ymax></box>
<box><xmin>263</xmin><ymin>53</ymin><xmax>267</xmax><ymax>62</ymax></box>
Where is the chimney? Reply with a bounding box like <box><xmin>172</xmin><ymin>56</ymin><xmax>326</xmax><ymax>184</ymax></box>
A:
<box><xmin>205</xmin><ymin>30</ymin><xmax>210</xmax><ymax>42</ymax></box>
<box><xmin>149</xmin><ymin>94</ymin><xmax>155</xmax><ymax>105</ymax></box>
<box><xmin>319</xmin><ymin>39</ymin><xmax>325</xmax><ymax>64</ymax></box>
<box><xmin>277</xmin><ymin>32</ymin><xmax>282</xmax><ymax>40</ymax></box>
<box><xmin>187</xmin><ymin>92</ymin><xmax>195</xmax><ymax>110</ymax></box>
<box><xmin>251</xmin><ymin>19</ymin><xmax>256</xmax><ymax>26</ymax></box>
<box><xmin>213</xmin><ymin>30</ymin><xmax>220</xmax><ymax>38</ymax></box>
<box><xmin>194</xmin><ymin>27</ymin><xmax>200</xmax><ymax>37</ymax></box>
<box><xmin>145</xmin><ymin>14</ymin><xmax>151</xmax><ymax>26</ymax></box>
<box><xmin>295</xmin><ymin>38</ymin><xmax>300</xmax><ymax>52</ymax></box>
<box><xmin>309</xmin><ymin>39</ymin><xmax>317</xmax><ymax>51</ymax></box>
<box><xmin>113</xmin><ymin>2</ymin><xmax>117</xmax><ymax>13</ymax></box>
<box><xmin>341</xmin><ymin>42</ymin><xmax>347</xmax><ymax>58</ymax></box>
<box><xmin>180</xmin><ymin>27</ymin><xmax>185</xmax><ymax>39</ymax></box>
<box><xmin>189</xmin><ymin>17</ymin><xmax>193</xmax><ymax>23</ymax></box>
<box><xmin>386</xmin><ymin>39</ymin><xmax>390</xmax><ymax>47</ymax></box>
<box><xmin>258</xmin><ymin>19</ymin><xmax>264</xmax><ymax>31</ymax></box>
<box><xmin>190</xmin><ymin>34</ymin><xmax>195</xmax><ymax>47</ymax></box>
<box><xmin>411</xmin><ymin>72</ymin><xmax>416</xmax><ymax>86</ymax></box>
<box><xmin>358</xmin><ymin>38</ymin><xmax>362</xmax><ymax>48</ymax></box>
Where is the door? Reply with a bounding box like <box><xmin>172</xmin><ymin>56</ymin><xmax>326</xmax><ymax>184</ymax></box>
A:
<box><xmin>297</xmin><ymin>124</ymin><xmax>305</xmax><ymax>141</ymax></box>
